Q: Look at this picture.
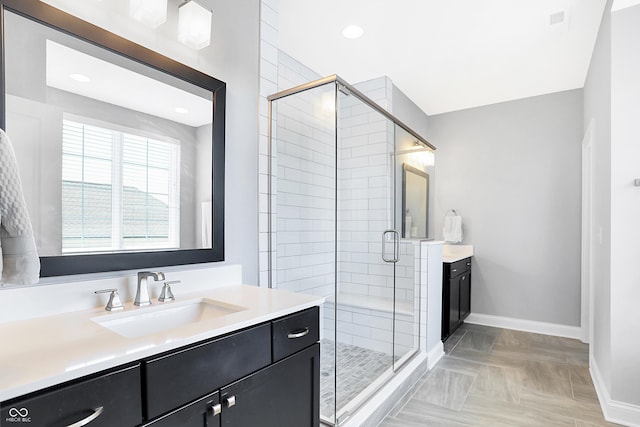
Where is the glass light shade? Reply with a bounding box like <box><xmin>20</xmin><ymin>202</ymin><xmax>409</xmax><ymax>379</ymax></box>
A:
<box><xmin>178</xmin><ymin>0</ymin><xmax>213</xmax><ymax>50</ymax></box>
<box><xmin>129</xmin><ymin>0</ymin><xmax>168</xmax><ymax>28</ymax></box>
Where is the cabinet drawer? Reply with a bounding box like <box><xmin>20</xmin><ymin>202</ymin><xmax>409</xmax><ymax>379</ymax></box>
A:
<box><xmin>143</xmin><ymin>391</ymin><xmax>219</xmax><ymax>427</ymax></box>
<box><xmin>272</xmin><ymin>306</ymin><xmax>319</xmax><ymax>362</ymax></box>
<box><xmin>448</xmin><ymin>258</ymin><xmax>471</xmax><ymax>277</ymax></box>
<box><xmin>144</xmin><ymin>323</ymin><xmax>271</xmax><ymax>420</ymax></box>
<box><xmin>0</xmin><ymin>364</ymin><xmax>141</xmax><ymax>427</ymax></box>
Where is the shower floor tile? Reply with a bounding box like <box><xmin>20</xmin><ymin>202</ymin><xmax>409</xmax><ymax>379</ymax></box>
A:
<box><xmin>320</xmin><ymin>339</ymin><xmax>395</xmax><ymax>421</ymax></box>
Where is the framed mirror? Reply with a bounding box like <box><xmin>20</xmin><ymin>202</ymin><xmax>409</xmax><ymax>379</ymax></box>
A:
<box><xmin>0</xmin><ymin>0</ymin><xmax>225</xmax><ymax>277</ymax></box>
<box><xmin>402</xmin><ymin>163</ymin><xmax>429</xmax><ymax>239</ymax></box>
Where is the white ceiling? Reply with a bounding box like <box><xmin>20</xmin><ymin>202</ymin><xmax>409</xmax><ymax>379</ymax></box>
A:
<box><xmin>278</xmin><ymin>0</ymin><xmax>607</xmax><ymax>116</ymax></box>
<box><xmin>45</xmin><ymin>40</ymin><xmax>212</xmax><ymax>127</ymax></box>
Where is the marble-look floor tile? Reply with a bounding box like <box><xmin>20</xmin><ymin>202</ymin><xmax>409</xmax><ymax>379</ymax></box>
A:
<box><xmin>569</xmin><ymin>365</ymin><xmax>599</xmax><ymax>402</ymax></box>
<box><xmin>448</xmin><ymin>346</ymin><xmax>526</xmax><ymax>369</ymax></box>
<box><xmin>469</xmin><ymin>364</ymin><xmax>522</xmax><ymax>403</ymax></box>
<box><xmin>398</xmin><ymin>399</ymin><xmax>476</xmax><ymax>426</ymax></box>
<box><xmin>444</xmin><ymin>328</ymin><xmax>467</xmax><ymax>353</ymax></box>
<box><xmin>455</xmin><ymin>330</ymin><xmax>498</xmax><ymax>353</ymax></box>
<box><xmin>566</xmin><ymin>348</ymin><xmax>590</xmax><ymax>367</ymax></box>
<box><xmin>491</xmin><ymin>342</ymin><xmax>568</xmax><ymax>364</ymax></box>
<box><xmin>521</xmin><ymin>360</ymin><xmax>573</xmax><ymax>398</ymax></box>
<box><xmin>380</xmin><ymin>325</ymin><xmax>615</xmax><ymax>427</ymax></box>
<box><xmin>412</xmin><ymin>368</ymin><xmax>475</xmax><ymax>411</ymax></box>
<box><xmin>519</xmin><ymin>389</ymin><xmax>609</xmax><ymax>424</ymax></box>
<box><xmin>458</xmin><ymin>322</ymin><xmax>503</xmax><ymax>338</ymax></box>
<box><xmin>574</xmin><ymin>419</ymin><xmax>625</xmax><ymax>427</ymax></box>
<box><xmin>462</xmin><ymin>393</ymin><xmax>576</xmax><ymax>427</ymax></box>
<box><xmin>436</xmin><ymin>356</ymin><xmax>483</xmax><ymax>377</ymax></box>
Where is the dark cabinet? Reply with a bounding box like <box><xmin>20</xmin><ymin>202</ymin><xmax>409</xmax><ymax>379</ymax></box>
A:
<box><xmin>143</xmin><ymin>307</ymin><xmax>320</xmax><ymax>426</ymax></box>
<box><xmin>0</xmin><ymin>364</ymin><xmax>142</xmax><ymax>427</ymax></box>
<box><xmin>0</xmin><ymin>307</ymin><xmax>320</xmax><ymax>427</ymax></box>
<box><xmin>442</xmin><ymin>257</ymin><xmax>472</xmax><ymax>340</ymax></box>
<box><xmin>220</xmin><ymin>343</ymin><xmax>320</xmax><ymax>427</ymax></box>
<box><xmin>142</xmin><ymin>392</ymin><xmax>220</xmax><ymax>427</ymax></box>
<box><xmin>143</xmin><ymin>323</ymin><xmax>271</xmax><ymax>420</ymax></box>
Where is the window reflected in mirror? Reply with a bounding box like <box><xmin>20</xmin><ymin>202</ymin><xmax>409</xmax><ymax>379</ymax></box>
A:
<box><xmin>1</xmin><ymin>0</ymin><xmax>225</xmax><ymax>276</ymax></box>
<box><xmin>4</xmin><ymin>9</ymin><xmax>213</xmax><ymax>257</ymax></box>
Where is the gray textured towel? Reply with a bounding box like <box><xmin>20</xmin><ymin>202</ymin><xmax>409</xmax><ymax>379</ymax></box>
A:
<box><xmin>0</xmin><ymin>129</ymin><xmax>40</xmax><ymax>285</ymax></box>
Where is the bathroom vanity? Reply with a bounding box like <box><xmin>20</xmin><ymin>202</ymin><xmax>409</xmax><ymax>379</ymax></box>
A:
<box><xmin>441</xmin><ymin>245</ymin><xmax>474</xmax><ymax>340</ymax></box>
<box><xmin>0</xmin><ymin>285</ymin><xmax>323</xmax><ymax>427</ymax></box>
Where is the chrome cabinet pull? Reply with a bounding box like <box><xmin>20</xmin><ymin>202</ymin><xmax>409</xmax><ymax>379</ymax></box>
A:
<box><xmin>66</xmin><ymin>406</ymin><xmax>104</xmax><ymax>427</ymax></box>
<box><xmin>287</xmin><ymin>327</ymin><xmax>310</xmax><ymax>339</ymax></box>
<box><xmin>223</xmin><ymin>395</ymin><xmax>236</xmax><ymax>408</ymax></box>
<box><xmin>209</xmin><ymin>403</ymin><xmax>222</xmax><ymax>416</ymax></box>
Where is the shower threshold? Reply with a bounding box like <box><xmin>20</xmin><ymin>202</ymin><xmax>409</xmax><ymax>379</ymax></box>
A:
<box><xmin>319</xmin><ymin>342</ymin><xmax>419</xmax><ymax>426</ymax></box>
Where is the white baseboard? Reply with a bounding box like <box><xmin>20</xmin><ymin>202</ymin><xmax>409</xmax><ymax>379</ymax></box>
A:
<box><xmin>426</xmin><ymin>341</ymin><xmax>444</xmax><ymax>370</ymax></box>
<box><xmin>591</xmin><ymin>358</ymin><xmax>640</xmax><ymax>426</ymax></box>
<box><xmin>465</xmin><ymin>313</ymin><xmax>582</xmax><ymax>340</ymax></box>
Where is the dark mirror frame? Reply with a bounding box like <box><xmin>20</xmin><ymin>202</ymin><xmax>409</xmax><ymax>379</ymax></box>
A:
<box><xmin>0</xmin><ymin>0</ymin><xmax>225</xmax><ymax>277</ymax></box>
<box><xmin>402</xmin><ymin>163</ymin><xmax>429</xmax><ymax>239</ymax></box>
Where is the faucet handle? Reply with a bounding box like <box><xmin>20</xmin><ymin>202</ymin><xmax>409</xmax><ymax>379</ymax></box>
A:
<box><xmin>159</xmin><ymin>280</ymin><xmax>180</xmax><ymax>302</ymax></box>
<box><xmin>95</xmin><ymin>289</ymin><xmax>124</xmax><ymax>311</ymax></box>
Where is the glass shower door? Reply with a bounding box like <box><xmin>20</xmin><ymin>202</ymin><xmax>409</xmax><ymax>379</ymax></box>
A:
<box><xmin>269</xmin><ymin>76</ymin><xmax>427</xmax><ymax>426</ymax></box>
<box><xmin>334</xmin><ymin>86</ymin><xmax>398</xmax><ymax>424</ymax></box>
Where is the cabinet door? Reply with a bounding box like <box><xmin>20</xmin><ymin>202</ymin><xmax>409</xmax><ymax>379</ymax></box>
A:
<box><xmin>142</xmin><ymin>392</ymin><xmax>220</xmax><ymax>427</ymax></box>
<box><xmin>220</xmin><ymin>343</ymin><xmax>320</xmax><ymax>427</ymax></box>
<box><xmin>459</xmin><ymin>272</ymin><xmax>471</xmax><ymax>321</ymax></box>
<box><xmin>449</xmin><ymin>276</ymin><xmax>461</xmax><ymax>333</ymax></box>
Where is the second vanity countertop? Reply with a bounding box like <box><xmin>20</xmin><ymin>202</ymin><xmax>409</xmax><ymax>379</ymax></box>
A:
<box><xmin>442</xmin><ymin>244</ymin><xmax>474</xmax><ymax>263</ymax></box>
<box><xmin>0</xmin><ymin>284</ymin><xmax>324</xmax><ymax>402</ymax></box>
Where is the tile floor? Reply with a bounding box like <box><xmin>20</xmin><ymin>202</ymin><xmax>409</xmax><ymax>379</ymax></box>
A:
<box><xmin>320</xmin><ymin>339</ymin><xmax>395</xmax><ymax>421</ymax></box>
<box><xmin>380</xmin><ymin>323</ymin><xmax>622</xmax><ymax>427</ymax></box>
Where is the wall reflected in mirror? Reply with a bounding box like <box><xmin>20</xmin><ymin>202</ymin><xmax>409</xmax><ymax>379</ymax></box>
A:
<box><xmin>395</xmin><ymin>124</ymin><xmax>434</xmax><ymax>240</ymax></box>
<box><xmin>402</xmin><ymin>163</ymin><xmax>429</xmax><ymax>239</ymax></box>
<box><xmin>4</xmin><ymin>9</ymin><xmax>213</xmax><ymax>257</ymax></box>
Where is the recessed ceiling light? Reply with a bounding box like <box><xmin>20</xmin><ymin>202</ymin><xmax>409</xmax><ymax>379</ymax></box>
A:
<box><xmin>175</xmin><ymin>107</ymin><xmax>189</xmax><ymax>114</ymax></box>
<box><xmin>342</xmin><ymin>25</ymin><xmax>363</xmax><ymax>39</ymax></box>
<box><xmin>69</xmin><ymin>73</ymin><xmax>91</xmax><ymax>83</ymax></box>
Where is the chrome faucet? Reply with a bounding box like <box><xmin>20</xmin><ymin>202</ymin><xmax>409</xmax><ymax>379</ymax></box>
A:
<box><xmin>135</xmin><ymin>271</ymin><xmax>165</xmax><ymax>306</ymax></box>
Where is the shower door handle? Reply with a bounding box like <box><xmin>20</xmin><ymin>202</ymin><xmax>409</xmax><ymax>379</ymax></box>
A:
<box><xmin>382</xmin><ymin>230</ymin><xmax>400</xmax><ymax>263</ymax></box>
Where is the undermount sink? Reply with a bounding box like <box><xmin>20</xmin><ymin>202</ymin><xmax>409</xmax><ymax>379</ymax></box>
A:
<box><xmin>92</xmin><ymin>298</ymin><xmax>247</xmax><ymax>338</ymax></box>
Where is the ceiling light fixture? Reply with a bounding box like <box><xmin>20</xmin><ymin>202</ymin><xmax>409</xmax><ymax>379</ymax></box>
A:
<box><xmin>342</xmin><ymin>24</ymin><xmax>364</xmax><ymax>39</ymax></box>
<box><xmin>69</xmin><ymin>73</ymin><xmax>91</xmax><ymax>83</ymax></box>
<box><xmin>175</xmin><ymin>107</ymin><xmax>189</xmax><ymax>114</ymax></box>
<box><xmin>178</xmin><ymin>0</ymin><xmax>213</xmax><ymax>50</ymax></box>
<box><xmin>129</xmin><ymin>0</ymin><xmax>168</xmax><ymax>28</ymax></box>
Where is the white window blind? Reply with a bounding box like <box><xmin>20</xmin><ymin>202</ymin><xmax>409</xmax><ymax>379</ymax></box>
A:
<box><xmin>62</xmin><ymin>119</ymin><xmax>180</xmax><ymax>253</ymax></box>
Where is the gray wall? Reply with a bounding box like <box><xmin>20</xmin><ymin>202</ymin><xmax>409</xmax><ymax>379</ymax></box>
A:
<box><xmin>583</xmin><ymin>0</ymin><xmax>612</xmax><ymax>393</ymax></box>
<box><xmin>429</xmin><ymin>89</ymin><xmax>583</xmax><ymax>326</ymax></box>
<box><xmin>392</xmin><ymin>84</ymin><xmax>429</xmax><ymax>140</ymax></box>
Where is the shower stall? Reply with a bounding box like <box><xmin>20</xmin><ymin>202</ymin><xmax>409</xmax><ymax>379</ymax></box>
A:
<box><xmin>268</xmin><ymin>75</ymin><xmax>435</xmax><ymax>425</ymax></box>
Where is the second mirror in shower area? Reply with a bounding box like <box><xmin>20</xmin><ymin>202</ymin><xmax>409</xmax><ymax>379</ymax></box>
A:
<box><xmin>269</xmin><ymin>77</ymin><xmax>434</xmax><ymax>425</ymax></box>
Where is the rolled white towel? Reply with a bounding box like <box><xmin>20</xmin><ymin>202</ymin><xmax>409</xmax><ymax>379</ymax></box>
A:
<box><xmin>0</xmin><ymin>129</ymin><xmax>40</xmax><ymax>285</ymax></box>
<box><xmin>443</xmin><ymin>215</ymin><xmax>463</xmax><ymax>243</ymax></box>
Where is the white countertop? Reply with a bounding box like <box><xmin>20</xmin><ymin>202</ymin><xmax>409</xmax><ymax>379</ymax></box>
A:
<box><xmin>0</xmin><ymin>284</ymin><xmax>324</xmax><ymax>402</ymax></box>
<box><xmin>442</xmin><ymin>244</ymin><xmax>474</xmax><ymax>263</ymax></box>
